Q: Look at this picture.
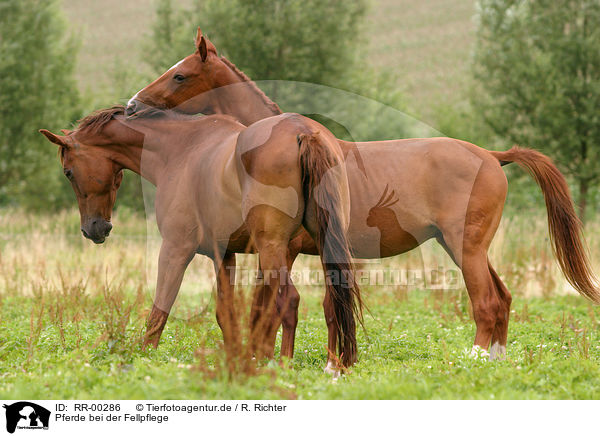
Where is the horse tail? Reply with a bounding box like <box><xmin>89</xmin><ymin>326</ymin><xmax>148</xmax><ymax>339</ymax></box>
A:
<box><xmin>298</xmin><ymin>131</ymin><xmax>362</xmax><ymax>367</ymax></box>
<box><xmin>490</xmin><ymin>146</ymin><xmax>600</xmax><ymax>303</ymax></box>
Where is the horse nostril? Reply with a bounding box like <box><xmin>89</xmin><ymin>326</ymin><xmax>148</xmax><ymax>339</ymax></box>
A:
<box><xmin>106</xmin><ymin>222</ymin><xmax>113</xmax><ymax>233</ymax></box>
<box><xmin>126</xmin><ymin>102</ymin><xmax>136</xmax><ymax>115</ymax></box>
<box><xmin>81</xmin><ymin>228</ymin><xmax>89</xmax><ymax>238</ymax></box>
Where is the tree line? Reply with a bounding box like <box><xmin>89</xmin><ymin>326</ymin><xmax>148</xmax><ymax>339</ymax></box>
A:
<box><xmin>1</xmin><ymin>0</ymin><xmax>599</xmax><ymax>220</ymax></box>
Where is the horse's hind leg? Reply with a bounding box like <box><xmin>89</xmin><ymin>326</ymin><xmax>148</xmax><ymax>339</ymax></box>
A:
<box><xmin>246</xmin><ymin>205</ymin><xmax>301</xmax><ymax>360</ymax></box>
<box><xmin>437</xmin><ymin>160</ymin><xmax>508</xmax><ymax>357</ymax></box>
<box><xmin>250</xmin><ymin>244</ymin><xmax>299</xmax><ymax>362</ymax></box>
<box><xmin>322</xmin><ymin>289</ymin><xmax>340</xmax><ymax>374</ymax></box>
<box><xmin>249</xmin><ymin>250</ymin><xmax>287</xmax><ymax>360</ymax></box>
<box><xmin>488</xmin><ymin>262</ymin><xmax>512</xmax><ymax>360</ymax></box>
<box><xmin>277</xmin><ymin>285</ymin><xmax>300</xmax><ymax>361</ymax></box>
<box><xmin>214</xmin><ymin>252</ymin><xmax>241</xmax><ymax>358</ymax></box>
<box><xmin>439</xmin><ymin>219</ymin><xmax>503</xmax><ymax>357</ymax></box>
<box><xmin>278</xmin><ymin>240</ymin><xmax>302</xmax><ymax>361</ymax></box>
<box><xmin>459</xmin><ymin>250</ymin><xmax>501</xmax><ymax>356</ymax></box>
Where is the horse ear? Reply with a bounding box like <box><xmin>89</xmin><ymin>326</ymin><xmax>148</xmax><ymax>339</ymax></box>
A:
<box><xmin>196</xmin><ymin>28</ymin><xmax>216</xmax><ymax>62</ymax></box>
<box><xmin>39</xmin><ymin>129</ymin><xmax>68</xmax><ymax>147</ymax></box>
<box><xmin>114</xmin><ymin>170</ymin><xmax>124</xmax><ymax>189</ymax></box>
<box><xmin>198</xmin><ymin>36</ymin><xmax>209</xmax><ymax>62</ymax></box>
<box><xmin>195</xmin><ymin>27</ymin><xmax>203</xmax><ymax>47</ymax></box>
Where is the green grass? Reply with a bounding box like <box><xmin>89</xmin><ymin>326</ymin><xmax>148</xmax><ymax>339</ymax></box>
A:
<box><xmin>2</xmin><ymin>285</ymin><xmax>600</xmax><ymax>399</ymax></box>
<box><xmin>3</xmin><ymin>209</ymin><xmax>600</xmax><ymax>399</ymax></box>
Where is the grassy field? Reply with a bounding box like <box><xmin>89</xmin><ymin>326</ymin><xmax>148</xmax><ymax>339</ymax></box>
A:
<box><xmin>15</xmin><ymin>1</ymin><xmax>596</xmax><ymax>401</ymax></box>
<box><xmin>61</xmin><ymin>0</ymin><xmax>475</xmax><ymax>121</ymax></box>
<box><xmin>2</xmin><ymin>209</ymin><xmax>600</xmax><ymax>399</ymax></box>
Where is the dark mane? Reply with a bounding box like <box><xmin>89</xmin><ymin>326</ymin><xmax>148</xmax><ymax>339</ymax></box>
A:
<box><xmin>76</xmin><ymin>105</ymin><xmax>126</xmax><ymax>133</ymax></box>
<box><xmin>128</xmin><ymin>106</ymin><xmax>196</xmax><ymax>120</ymax></box>
<box><xmin>220</xmin><ymin>57</ymin><xmax>282</xmax><ymax>115</ymax></box>
<box><xmin>76</xmin><ymin>105</ymin><xmax>196</xmax><ymax>134</ymax></box>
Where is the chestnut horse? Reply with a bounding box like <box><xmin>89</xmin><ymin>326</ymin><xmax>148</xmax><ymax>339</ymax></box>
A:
<box><xmin>127</xmin><ymin>28</ymin><xmax>600</xmax><ymax>367</ymax></box>
<box><xmin>40</xmin><ymin>106</ymin><xmax>362</xmax><ymax>367</ymax></box>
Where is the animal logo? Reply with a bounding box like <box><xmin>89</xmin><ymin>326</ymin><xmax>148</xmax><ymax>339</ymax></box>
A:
<box><xmin>367</xmin><ymin>185</ymin><xmax>417</xmax><ymax>257</ymax></box>
<box><xmin>2</xmin><ymin>402</ymin><xmax>50</xmax><ymax>434</ymax></box>
<box><xmin>366</xmin><ymin>184</ymin><xmax>399</xmax><ymax>228</ymax></box>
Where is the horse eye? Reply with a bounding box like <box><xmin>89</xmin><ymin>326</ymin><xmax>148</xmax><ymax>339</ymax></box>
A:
<box><xmin>173</xmin><ymin>74</ymin><xmax>185</xmax><ymax>83</ymax></box>
<box><xmin>64</xmin><ymin>169</ymin><xmax>73</xmax><ymax>180</ymax></box>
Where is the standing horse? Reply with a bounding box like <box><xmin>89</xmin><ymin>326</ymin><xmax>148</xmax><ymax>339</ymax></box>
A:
<box><xmin>39</xmin><ymin>106</ymin><xmax>362</xmax><ymax>367</ymax></box>
<box><xmin>126</xmin><ymin>28</ymin><xmax>600</xmax><ymax>368</ymax></box>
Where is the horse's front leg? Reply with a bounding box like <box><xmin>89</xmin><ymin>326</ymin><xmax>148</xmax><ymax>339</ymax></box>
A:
<box><xmin>143</xmin><ymin>240</ymin><xmax>195</xmax><ymax>349</ymax></box>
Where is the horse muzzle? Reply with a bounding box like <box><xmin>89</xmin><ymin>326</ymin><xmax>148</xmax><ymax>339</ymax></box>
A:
<box><xmin>126</xmin><ymin>98</ymin><xmax>153</xmax><ymax>116</ymax></box>
<box><xmin>125</xmin><ymin>100</ymin><xmax>139</xmax><ymax>116</ymax></box>
<box><xmin>81</xmin><ymin>218</ymin><xmax>113</xmax><ymax>244</ymax></box>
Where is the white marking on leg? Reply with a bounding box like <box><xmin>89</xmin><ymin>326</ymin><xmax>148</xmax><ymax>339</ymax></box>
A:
<box><xmin>489</xmin><ymin>341</ymin><xmax>506</xmax><ymax>361</ymax></box>
<box><xmin>470</xmin><ymin>345</ymin><xmax>490</xmax><ymax>360</ymax></box>
<box><xmin>323</xmin><ymin>360</ymin><xmax>340</xmax><ymax>379</ymax></box>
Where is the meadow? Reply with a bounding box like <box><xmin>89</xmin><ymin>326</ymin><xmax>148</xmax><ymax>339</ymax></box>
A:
<box><xmin>2</xmin><ymin>208</ymin><xmax>600</xmax><ymax>399</ymax></box>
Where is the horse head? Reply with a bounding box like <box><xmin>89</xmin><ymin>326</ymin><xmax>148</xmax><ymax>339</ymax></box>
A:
<box><xmin>39</xmin><ymin>115</ymin><xmax>125</xmax><ymax>243</ymax></box>
<box><xmin>127</xmin><ymin>27</ymin><xmax>218</xmax><ymax>116</ymax></box>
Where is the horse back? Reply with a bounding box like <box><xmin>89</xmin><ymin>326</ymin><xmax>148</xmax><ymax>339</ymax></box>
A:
<box><xmin>234</xmin><ymin>113</ymin><xmax>344</xmax><ymax>226</ymax></box>
<box><xmin>340</xmin><ymin>137</ymin><xmax>508</xmax><ymax>258</ymax></box>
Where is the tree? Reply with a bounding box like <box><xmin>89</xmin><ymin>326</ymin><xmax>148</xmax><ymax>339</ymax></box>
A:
<box><xmin>0</xmin><ymin>0</ymin><xmax>80</xmax><ymax>209</ymax></box>
<box><xmin>144</xmin><ymin>0</ymin><xmax>417</xmax><ymax>142</ymax></box>
<box><xmin>143</xmin><ymin>0</ymin><xmax>193</xmax><ymax>74</ymax></box>
<box><xmin>146</xmin><ymin>0</ymin><xmax>367</xmax><ymax>89</ymax></box>
<box><xmin>473</xmin><ymin>0</ymin><xmax>600</xmax><ymax>219</ymax></box>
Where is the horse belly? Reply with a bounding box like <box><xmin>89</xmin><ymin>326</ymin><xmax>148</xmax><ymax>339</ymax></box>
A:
<box><xmin>348</xmin><ymin>228</ymin><xmax>423</xmax><ymax>259</ymax></box>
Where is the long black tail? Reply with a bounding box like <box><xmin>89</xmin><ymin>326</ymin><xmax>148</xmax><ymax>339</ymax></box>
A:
<box><xmin>298</xmin><ymin>131</ymin><xmax>363</xmax><ymax>366</ymax></box>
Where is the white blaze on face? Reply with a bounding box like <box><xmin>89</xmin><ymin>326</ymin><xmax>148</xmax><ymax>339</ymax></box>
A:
<box><xmin>168</xmin><ymin>59</ymin><xmax>184</xmax><ymax>71</ymax></box>
<box><xmin>127</xmin><ymin>59</ymin><xmax>185</xmax><ymax>107</ymax></box>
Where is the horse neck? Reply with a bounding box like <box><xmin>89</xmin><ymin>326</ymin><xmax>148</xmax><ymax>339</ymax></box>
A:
<box><xmin>212</xmin><ymin>57</ymin><xmax>282</xmax><ymax>125</ymax></box>
<box><xmin>95</xmin><ymin>116</ymin><xmax>239</xmax><ymax>187</ymax></box>
<box><xmin>95</xmin><ymin>121</ymin><xmax>164</xmax><ymax>186</ymax></box>
<box><xmin>117</xmin><ymin>117</ymin><xmax>239</xmax><ymax>185</ymax></box>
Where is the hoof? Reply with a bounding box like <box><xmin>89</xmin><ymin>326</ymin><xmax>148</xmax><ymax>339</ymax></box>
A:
<box><xmin>279</xmin><ymin>357</ymin><xmax>293</xmax><ymax>369</ymax></box>
<box><xmin>489</xmin><ymin>342</ymin><xmax>506</xmax><ymax>361</ymax></box>
<box><xmin>141</xmin><ymin>339</ymin><xmax>157</xmax><ymax>352</ymax></box>
<box><xmin>470</xmin><ymin>345</ymin><xmax>490</xmax><ymax>360</ymax></box>
<box><xmin>323</xmin><ymin>360</ymin><xmax>341</xmax><ymax>379</ymax></box>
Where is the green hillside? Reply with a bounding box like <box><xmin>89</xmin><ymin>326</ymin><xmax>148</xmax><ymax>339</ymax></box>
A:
<box><xmin>367</xmin><ymin>0</ymin><xmax>476</xmax><ymax>120</ymax></box>
<box><xmin>61</xmin><ymin>0</ymin><xmax>155</xmax><ymax>100</ymax></box>
<box><xmin>62</xmin><ymin>0</ymin><xmax>476</xmax><ymax>121</ymax></box>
